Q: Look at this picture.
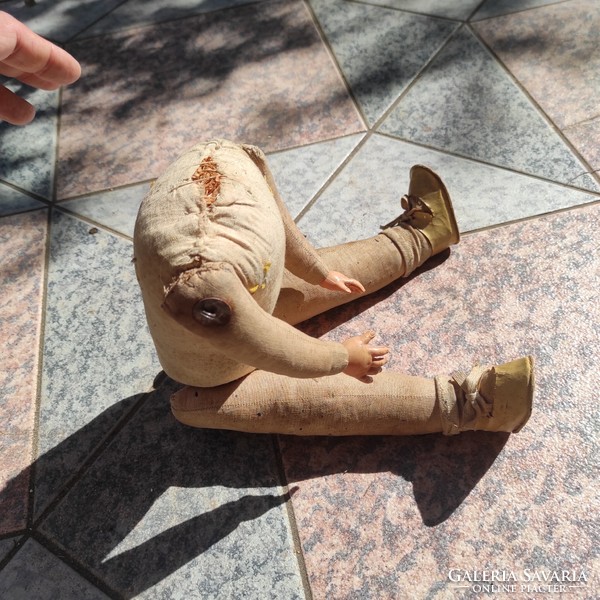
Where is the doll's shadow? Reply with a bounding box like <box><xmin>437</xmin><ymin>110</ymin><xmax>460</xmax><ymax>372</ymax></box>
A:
<box><xmin>1</xmin><ymin>370</ymin><xmax>506</xmax><ymax>596</ymax></box>
<box><xmin>278</xmin><ymin>429</ymin><xmax>509</xmax><ymax>527</ymax></box>
<box><xmin>297</xmin><ymin>249</ymin><xmax>451</xmax><ymax>337</ymax></box>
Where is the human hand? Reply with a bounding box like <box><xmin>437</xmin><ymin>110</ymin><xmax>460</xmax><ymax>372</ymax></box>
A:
<box><xmin>342</xmin><ymin>330</ymin><xmax>389</xmax><ymax>381</ymax></box>
<box><xmin>320</xmin><ymin>270</ymin><xmax>365</xmax><ymax>294</ymax></box>
<box><xmin>0</xmin><ymin>11</ymin><xmax>81</xmax><ymax>125</ymax></box>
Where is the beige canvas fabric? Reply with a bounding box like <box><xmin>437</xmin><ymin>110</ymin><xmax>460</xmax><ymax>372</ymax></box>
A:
<box><xmin>135</xmin><ymin>139</ymin><xmax>533</xmax><ymax>436</ymax></box>
<box><xmin>134</xmin><ymin>139</ymin><xmax>431</xmax><ymax>387</ymax></box>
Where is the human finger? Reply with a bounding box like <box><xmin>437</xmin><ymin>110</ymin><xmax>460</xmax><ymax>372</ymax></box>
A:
<box><xmin>0</xmin><ymin>84</ymin><xmax>35</xmax><ymax>124</ymax></box>
<box><xmin>0</xmin><ymin>12</ymin><xmax>81</xmax><ymax>85</ymax></box>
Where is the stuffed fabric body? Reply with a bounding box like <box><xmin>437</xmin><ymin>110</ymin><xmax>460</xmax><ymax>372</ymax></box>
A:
<box><xmin>134</xmin><ymin>139</ymin><xmax>349</xmax><ymax>387</ymax></box>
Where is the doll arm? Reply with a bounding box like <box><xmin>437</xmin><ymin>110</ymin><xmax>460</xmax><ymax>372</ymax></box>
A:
<box><xmin>241</xmin><ymin>144</ymin><xmax>330</xmax><ymax>284</ymax></box>
<box><xmin>162</xmin><ymin>264</ymin><xmax>351</xmax><ymax>378</ymax></box>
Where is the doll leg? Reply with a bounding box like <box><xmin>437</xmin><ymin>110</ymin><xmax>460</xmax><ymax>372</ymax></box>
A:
<box><xmin>274</xmin><ymin>164</ymin><xmax>460</xmax><ymax>325</ymax></box>
<box><xmin>274</xmin><ymin>229</ymin><xmax>429</xmax><ymax>325</ymax></box>
<box><xmin>170</xmin><ymin>356</ymin><xmax>534</xmax><ymax>436</ymax></box>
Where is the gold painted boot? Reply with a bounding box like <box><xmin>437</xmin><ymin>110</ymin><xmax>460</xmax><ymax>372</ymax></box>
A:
<box><xmin>381</xmin><ymin>164</ymin><xmax>460</xmax><ymax>255</ymax></box>
<box><xmin>436</xmin><ymin>356</ymin><xmax>535</xmax><ymax>435</ymax></box>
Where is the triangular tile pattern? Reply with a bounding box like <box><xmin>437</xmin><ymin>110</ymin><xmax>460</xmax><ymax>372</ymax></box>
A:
<box><xmin>471</xmin><ymin>0</ymin><xmax>565</xmax><ymax>21</ymax></box>
<box><xmin>280</xmin><ymin>203</ymin><xmax>600</xmax><ymax>598</ymax></box>
<box><xmin>267</xmin><ymin>134</ymin><xmax>364</xmax><ymax>217</ymax></box>
<box><xmin>2</xmin><ymin>0</ymin><xmax>124</xmax><ymax>43</ymax></box>
<box><xmin>0</xmin><ymin>538</ymin><xmax>110</xmax><ymax>599</ymax></box>
<box><xmin>474</xmin><ymin>0</ymin><xmax>600</xmax><ymax>174</ymax></box>
<box><xmin>40</xmin><ymin>382</ymin><xmax>305</xmax><ymax>599</ymax></box>
<box><xmin>379</xmin><ymin>26</ymin><xmax>599</xmax><ymax>191</ymax></box>
<box><xmin>309</xmin><ymin>0</ymin><xmax>458</xmax><ymax>125</ymax></box>
<box><xmin>0</xmin><ymin>209</ymin><xmax>48</xmax><ymax>535</ymax></box>
<box><xmin>0</xmin><ymin>182</ymin><xmax>45</xmax><ymax>217</ymax></box>
<box><xmin>365</xmin><ymin>0</ymin><xmax>481</xmax><ymax>20</ymax></box>
<box><xmin>57</xmin><ymin>0</ymin><xmax>364</xmax><ymax>199</ymax></box>
<box><xmin>297</xmin><ymin>134</ymin><xmax>598</xmax><ymax>247</ymax></box>
<box><xmin>60</xmin><ymin>182</ymin><xmax>151</xmax><ymax>238</ymax></box>
<box><xmin>34</xmin><ymin>211</ymin><xmax>159</xmax><ymax>519</ymax></box>
<box><xmin>82</xmin><ymin>0</ymin><xmax>258</xmax><ymax>38</ymax></box>
<box><xmin>0</xmin><ymin>84</ymin><xmax>58</xmax><ymax>199</ymax></box>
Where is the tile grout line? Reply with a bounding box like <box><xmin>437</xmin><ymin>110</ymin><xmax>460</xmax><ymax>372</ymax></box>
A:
<box><xmin>470</xmin><ymin>0</ymin><xmax>573</xmax><ymax>23</ymax></box>
<box><xmin>461</xmin><ymin>196</ymin><xmax>600</xmax><ymax>237</ymax></box>
<box><xmin>31</xmin><ymin>530</ymin><xmax>123</xmax><ymax>600</ymax></box>
<box><xmin>295</xmin><ymin>20</ymin><xmax>462</xmax><ymax>223</ymax></box>
<box><xmin>301</xmin><ymin>0</ymin><xmax>369</xmax><ymax>128</ymax></box>
<box><xmin>348</xmin><ymin>0</ymin><xmax>464</xmax><ymax>24</ymax></box>
<box><xmin>375</xmin><ymin>130</ymin><xmax>600</xmax><ymax>198</ymax></box>
<box><xmin>54</xmin><ymin>204</ymin><xmax>135</xmax><ymax>243</ymax></box>
<box><xmin>468</xmin><ymin>22</ymin><xmax>600</xmax><ymax>188</ymax></box>
<box><xmin>271</xmin><ymin>435</ymin><xmax>314</xmax><ymax>600</ymax></box>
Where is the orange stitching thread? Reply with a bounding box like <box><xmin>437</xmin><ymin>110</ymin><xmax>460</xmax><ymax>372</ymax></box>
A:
<box><xmin>192</xmin><ymin>156</ymin><xmax>221</xmax><ymax>206</ymax></box>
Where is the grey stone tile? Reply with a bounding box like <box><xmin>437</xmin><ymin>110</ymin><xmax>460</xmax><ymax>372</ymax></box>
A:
<box><xmin>297</xmin><ymin>134</ymin><xmax>599</xmax><ymax>246</ymax></box>
<box><xmin>364</xmin><ymin>0</ymin><xmax>481</xmax><ymax>20</ymax></box>
<box><xmin>60</xmin><ymin>182</ymin><xmax>150</xmax><ymax>238</ymax></box>
<box><xmin>34</xmin><ymin>210</ymin><xmax>160</xmax><ymax>518</ymax></box>
<box><xmin>0</xmin><ymin>84</ymin><xmax>58</xmax><ymax>199</ymax></box>
<box><xmin>2</xmin><ymin>0</ymin><xmax>124</xmax><ymax>43</ymax></box>
<box><xmin>41</xmin><ymin>380</ymin><xmax>304</xmax><ymax>599</ymax></box>
<box><xmin>0</xmin><ymin>537</ymin><xmax>19</xmax><ymax>563</ymax></box>
<box><xmin>472</xmin><ymin>0</ymin><xmax>564</xmax><ymax>21</ymax></box>
<box><xmin>83</xmin><ymin>0</ymin><xmax>259</xmax><ymax>38</ymax></box>
<box><xmin>379</xmin><ymin>27</ymin><xmax>599</xmax><ymax>191</ymax></box>
<box><xmin>0</xmin><ymin>538</ymin><xmax>109</xmax><ymax>599</ymax></box>
<box><xmin>0</xmin><ymin>183</ymin><xmax>45</xmax><ymax>216</ymax></box>
<box><xmin>267</xmin><ymin>134</ymin><xmax>364</xmax><ymax>217</ymax></box>
<box><xmin>310</xmin><ymin>0</ymin><xmax>458</xmax><ymax>125</ymax></box>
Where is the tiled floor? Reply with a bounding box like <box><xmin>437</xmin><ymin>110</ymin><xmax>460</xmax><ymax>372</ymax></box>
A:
<box><xmin>0</xmin><ymin>0</ymin><xmax>598</xmax><ymax>598</ymax></box>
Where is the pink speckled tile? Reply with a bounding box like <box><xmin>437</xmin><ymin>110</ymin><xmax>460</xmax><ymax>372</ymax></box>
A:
<box><xmin>0</xmin><ymin>209</ymin><xmax>47</xmax><ymax>534</ymax></box>
<box><xmin>280</xmin><ymin>204</ymin><xmax>600</xmax><ymax>599</ymax></box>
<box><xmin>474</xmin><ymin>0</ymin><xmax>600</xmax><ymax>172</ymax></box>
<box><xmin>564</xmin><ymin>116</ymin><xmax>600</xmax><ymax>172</ymax></box>
<box><xmin>57</xmin><ymin>0</ymin><xmax>364</xmax><ymax>199</ymax></box>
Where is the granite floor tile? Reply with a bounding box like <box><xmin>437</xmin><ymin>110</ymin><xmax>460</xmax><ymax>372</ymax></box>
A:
<box><xmin>2</xmin><ymin>0</ymin><xmax>124</xmax><ymax>43</ymax></box>
<box><xmin>57</xmin><ymin>0</ymin><xmax>363</xmax><ymax>199</ymax></box>
<box><xmin>0</xmin><ymin>538</ymin><xmax>110</xmax><ymax>599</ymax></box>
<box><xmin>379</xmin><ymin>26</ymin><xmax>598</xmax><ymax>191</ymax></box>
<box><xmin>267</xmin><ymin>134</ymin><xmax>364</xmax><ymax>218</ymax></box>
<box><xmin>34</xmin><ymin>210</ymin><xmax>159</xmax><ymax>518</ymax></box>
<box><xmin>280</xmin><ymin>203</ymin><xmax>600</xmax><ymax>599</ymax></box>
<box><xmin>563</xmin><ymin>117</ymin><xmax>600</xmax><ymax>173</ymax></box>
<box><xmin>0</xmin><ymin>209</ymin><xmax>47</xmax><ymax>433</ymax></box>
<box><xmin>363</xmin><ymin>0</ymin><xmax>481</xmax><ymax>21</ymax></box>
<box><xmin>0</xmin><ymin>183</ymin><xmax>46</xmax><ymax>217</ymax></box>
<box><xmin>82</xmin><ymin>0</ymin><xmax>259</xmax><ymax>38</ymax></box>
<box><xmin>297</xmin><ymin>134</ymin><xmax>599</xmax><ymax>247</ymax></box>
<box><xmin>0</xmin><ymin>536</ymin><xmax>19</xmax><ymax>563</ymax></box>
<box><xmin>472</xmin><ymin>0</ymin><xmax>567</xmax><ymax>20</ymax></box>
<box><xmin>0</xmin><ymin>84</ymin><xmax>58</xmax><ymax>199</ymax></box>
<box><xmin>0</xmin><ymin>436</ymin><xmax>32</xmax><ymax>535</ymax></box>
<box><xmin>309</xmin><ymin>0</ymin><xmax>458</xmax><ymax>125</ymax></box>
<box><xmin>0</xmin><ymin>210</ymin><xmax>47</xmax><ymax>535</ymax></box>
<box><xmin>40</xmin><ymin>380</ymin><xmax>304</xmax><ymax>599</ymax></box>
<box><xmin>60</xmin><ymin>182</ymin><xmax>150</xmax><ymax>238</ymax></box>
<box><xmin>474</xmin><ymin>0</ymin><xmax>600</xmax><ymax>172</ymax></box>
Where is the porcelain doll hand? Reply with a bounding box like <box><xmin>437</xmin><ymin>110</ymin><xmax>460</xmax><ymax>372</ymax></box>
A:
<box><xmin>342</xmin><ymin>331</ymin><xmax>389</xmax><ymax>382</ymax></box>
<box><xmin>320</xmin><ymin>271</ymin><xmax>365</xmax><ymax>294</ymax></box>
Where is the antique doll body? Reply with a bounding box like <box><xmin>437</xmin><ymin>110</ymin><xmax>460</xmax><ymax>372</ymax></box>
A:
<box><xmin>134</xmin><ymin>139</ymin><xmax>533</xmax><ymax>436</ymax></box>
